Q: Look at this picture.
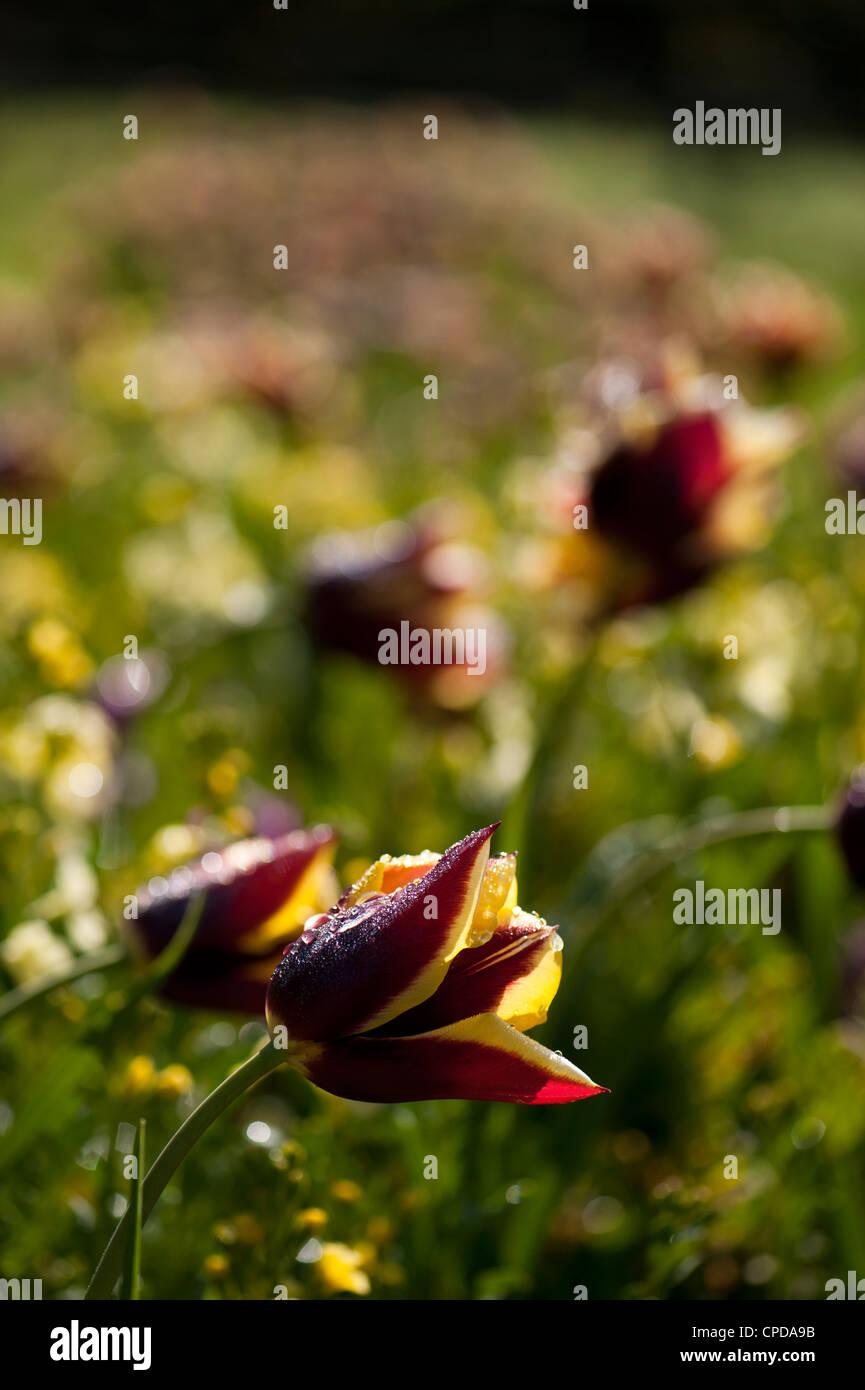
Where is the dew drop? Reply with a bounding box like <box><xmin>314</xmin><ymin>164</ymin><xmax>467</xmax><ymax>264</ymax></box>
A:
<box><xmin>303</xmin><ymin>912</ymin><xmax>329</xmax><ymax>932</ymax></box>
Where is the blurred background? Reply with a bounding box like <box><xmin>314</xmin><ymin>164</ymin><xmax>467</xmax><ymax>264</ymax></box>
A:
<box><xmin>2</xmin><ymin>1</ymin><xmax>865</xmax><ymax>1301</ymax></box>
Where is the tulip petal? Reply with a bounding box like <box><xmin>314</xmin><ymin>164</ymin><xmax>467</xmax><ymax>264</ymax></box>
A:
<box><xmin>371</xmin><ymin>910</ymin><xmax>561</xmax><ymax>1035</ymax></box>
<box><xmin>134</xmin><ymin>827</ymin><xmax>335</xmax><ymax>958</ymax></box>
<box><xmin>339</xmin><ymin>852</ymin><xmax>440</xmax><ymax>909</ymax></box>
<box><xmin>159</xmin><ymin>952</ymin><xmax>275</xmax><ymax>1014</ymax></box>
<box><xmin>296</xmin><ymin>1012</ymin><xmax>606</xmax><ymax>1105</ymax></box>
<box><xmin>266</xmin><ymin>824</ymin><xmax>497</xmax><ymax>1041</ymax></box>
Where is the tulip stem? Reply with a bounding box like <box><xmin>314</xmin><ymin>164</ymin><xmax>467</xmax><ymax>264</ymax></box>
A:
<box><xmin>123</xmin><ymin>890</ymin><xmax>205</xmax><ymax>1004</ymax></box>
<box><xmin>120</xmin><ymin>1119</ymin><xmax>145</xmax><ymax>1301</ymax></box>
<box><xmin>0</xmin><ymin>943</ymin><xmax>129</xmax><ymax>1025</ymax></box>
<box><xmin>0</xmin><ymin>892</ymin><xmax>205</xmax><ymax>1030</ymax></box>
<box><xmin>564</xmin><ymin>801</ymin><xmax>835</xmax><ymax>958</ymax></box>
<box><xmin>503</xmin><ymin>636</ymin><xmax>600</xmax><ymax>888</ymax></box>
<box><xmin>85</xmin><ymin>1040</ymin><xmax>283</xmax><ymax>1300</ymax></box>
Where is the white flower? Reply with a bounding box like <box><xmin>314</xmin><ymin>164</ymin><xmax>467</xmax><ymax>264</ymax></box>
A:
<box><xmin>1</xmin><ymin>920</ymin><xmax>74</xmax><ymax>985</ymax></box>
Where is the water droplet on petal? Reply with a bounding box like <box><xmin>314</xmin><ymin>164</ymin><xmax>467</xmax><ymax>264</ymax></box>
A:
<box><xmin>303</xmin><ymin>912</ymin><xmax>329</xmax><ymax>932</ymax></box>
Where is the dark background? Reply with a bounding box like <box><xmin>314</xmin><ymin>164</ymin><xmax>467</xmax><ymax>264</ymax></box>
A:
<box><xmin>4</xmin><ymin>0</ymin><xmax>865</xmax><ymax>133</ymax></box>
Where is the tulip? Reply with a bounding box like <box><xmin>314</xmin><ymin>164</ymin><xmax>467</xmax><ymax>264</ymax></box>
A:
<box><xmin>532</xmin><ymin>358</ymin><xmax>805</xmax><ymax>610</ymax></box>
<box><xmin>829</xmin><ymin>390</ymin><xmax>865</xmax><ymax>491</ymax></box>
<box><xmin>835</xmin><ymin>770</ymin><xmax>865</xmax><ymax>893</ymax></box>
<box><xmin>716</xmin><ymin>264</ymin><xmax>843</xmax><ymax>375</ymax></box>
<box><xmin>129</xmin><ymin>826</ymin><xmax>337</xmax><ymax>1013</ymax></box>
<box><xmin>303</xmin><ymin>503</ymin><xmax>506</xmax><ymax>708</ymax></box>
<box><xmin>266</xmin><ymin>824</ymin><xmax>606</xmax><ymax>1105</ymax></box>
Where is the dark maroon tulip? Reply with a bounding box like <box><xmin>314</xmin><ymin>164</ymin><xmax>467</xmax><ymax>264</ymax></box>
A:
<box><xmin>130</xmin><ymin>827</ymin><xmax>337</xmax><ymax>1013</ymax></box>
<box><xmin>592</xmin><ymin>413</ymin><xmax>728</xmax><ymax>556</ymax></box>
<box><xmin>266</xmin><ymin>824</ymin><xmax>607</xmax><ymax>1105</ymax></box>
<box><xmin>835</xmin><ymin>771</ymin><xmax>865</xmax><ymax>893</ymax></box>
<box><xmin>303</xmin><ymin>504</ymin><xmax>505</xmax><ymax>706</ymax></box>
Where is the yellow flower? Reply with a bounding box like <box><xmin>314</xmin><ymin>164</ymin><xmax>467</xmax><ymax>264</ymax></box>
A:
<box><xmin>366</xmin><ymin>1216</ymin><xmax>395</xmax><ymax>1244</ymax></box>
<box><xmin>232</xmin><ymin>1213</ymin><xmax>264</xmax><ymax>1244</ymax></box>
<box><xmin>295</xmin><ymin>1207</ymin><xmax>328</xmax><ymax>1232</ymax></box>
<box><xmin>122</xmin><ymin>1056</ymin><xmax>157</xmax><ymax>1096</ymax></box>
<box><xmin>203</xmin><ymin>1254</ymin><xmax>230</xmax><ymax>1280</ymax></box>
<box><xmin>316</xmin><ymin>1243</ymin><xmax>371</xmax><ymax>1296</ymax></box>
<box><xmin>330</xmin><ymin>1180</ymin><xmax>362</xmax><ymax>1204</ymax></box>
<box><xmin>155</xmin><ymin>1065</ymin><xmax>195</xmax><ymax>1100</ymax></box>
<box><xmin>27</xmin><ymin>618</ymin><xmax>93</xmax><ymax>689</ymax></box>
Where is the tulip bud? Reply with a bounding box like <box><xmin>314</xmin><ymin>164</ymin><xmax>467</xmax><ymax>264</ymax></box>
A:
<box><xmin>266</xmin><ymin>824</ymin><xmax>607</xmax><ymax>1106</ymax></box>
<box><xmin>835</xmin><ymin>770</ymin><xmax>865</xmax><ymax>892</ymax></box>
<box><xmin>129</xmin><ymin>826</ymin><xmax>337</xmax><ymax>1013</ymax></box>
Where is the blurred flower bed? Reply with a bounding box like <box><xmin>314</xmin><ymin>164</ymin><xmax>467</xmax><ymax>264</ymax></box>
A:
<box><xmin>2</xmin><ymin>96</ymin><xmax>865</xmax><ymax>1300</ymax></box>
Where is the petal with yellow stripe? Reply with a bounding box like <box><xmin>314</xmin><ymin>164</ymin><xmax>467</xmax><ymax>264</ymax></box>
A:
<box><xmin>296</xmin><ymin>1012</ymin><xmax>606</xmax><ymax>1105</ymax></box>
<box><xmin>371</xmin><ymin>909</ymin><xmax>561</xmax><ymax>1036</ymax></box>
<box><xmin>134</xmin><ymin>826</ymin><xmax>337</xmax><ymax>958</ymax></box>
<box><xmin>266</xmin><ymin>824</ymin><xmax>497</xmax><ymax>1041</ymax></box>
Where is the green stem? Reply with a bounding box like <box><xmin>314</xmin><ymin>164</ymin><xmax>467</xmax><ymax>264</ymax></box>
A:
<box><xmin>120</xmin><ymin>1119</ymin><xmax>145</xmax><ymax>1301</ymax></box>
<box><xmin>123</xmin><ymin>890</ymin><xmax>205</xmax><ymax>1004</ymax></box>
<box><xmin>564</xmin><ymin>802</ymin><xmax>835</xmax><ymax>965</ymax></box>
<box><xmin>0</xmin><ymin>943</ymin><xmax>128</xmax><ymax>1025</ymax></box>
<box><xmin>85</xmin><ymin>1040</ymin><xmax>283</xmax><ymax>1300</ymax></box>
<box><xmin>502</xmin><ymin>635</ymin><xmax>600</xmax><ymax>889</ymax></box>
<box><xmin>0</xmin><ymin>888</ymin><xmax>205</xmax><ymax>1031</ymax></box>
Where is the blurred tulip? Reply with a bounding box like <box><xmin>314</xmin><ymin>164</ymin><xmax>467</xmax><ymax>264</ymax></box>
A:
<box><xmin>614</xmin><ymin>204</ymin><xmax>715</xmax><ymax>298</ymax></box>
<box><xmin>0</xmin><ymin>413</ymin><xmax>61</xmax><ymax>496</ymax></box>
<box><xmin>535</xmin><ymin>357</ymin><xmax>805</xmax><ymax>609</ymax></box>
<box><xmin>716</xmin><ymin>264</ymin><xmax>843</xmax><ymax>374</ymax></box>
<box><xmin>129</xmin><ymin>827</ymin><xmax>337</xmax><ymax>1013</ymax></box>
<box><xmin>266</xmin><ymin>824</ymin><xmax>606</xmax><ymax>1104</ymax></box>
<box><xmin>839</xmin><ymin>923</ymin><xmax>865</xmax><ymax>1017</ymax></box>
<box><xmin>829</xmin><ymin>387</ymin><xmax>865</xmax><ymax>490</ymax></box>
<box><xmin>835</xmin><ymin>769</ymin><xmax>865</xmax><ymax>893</ymax></box>
<box><xmin>303</xmin><ymin>504</ymin><xmax>507</xmax><ymax>707</ymax></box>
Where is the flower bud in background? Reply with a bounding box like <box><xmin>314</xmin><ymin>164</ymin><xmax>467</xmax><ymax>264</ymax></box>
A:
<box><xmin>835</xmin><ymin>768</ymin><xmax>865</xmax><ymax>893</ymax></box>
<box><xmin>303</xmin><ymin>502</ymin><xmax>507</xmax><ymax>708</ymax></box>
<box><xmin>128</xmin><ymin>826</ymin><xmax>337</xmax><ymax>1013</ymax></box>
<box><xmin>528</xmin><ymin>350</ymin><xmax>806</xmax><ymax>611</ymax></box>
<box><xmin>0</xmin><ymin>411</ymin><xmax>63</xmax><ymax>497</ymax></box>
<box><xmin>610</xmin><ymin>204</ymin><xmax>716</xmax><ymax>304</ymax></box>
<box><xmin>828</xmin><ymin>386</ymin><xmax>865</xmax><ymax>491</ymax></box>
<box><xmin>714</xmin><ymin>263</ymin><xmax>843</xmax><ymax>376</ymax></box>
